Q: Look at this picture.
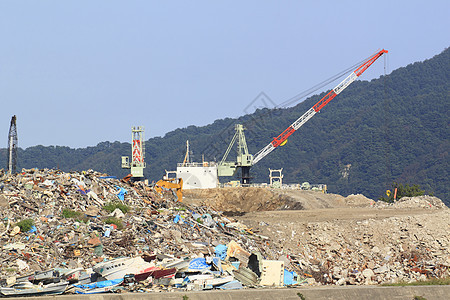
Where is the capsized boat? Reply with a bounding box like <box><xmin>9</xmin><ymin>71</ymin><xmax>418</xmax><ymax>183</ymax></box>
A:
<box><xmin>0</xmin><ymin>281</ymin><xmax>69</xmax><ymax>296</ymax></box>
<box><xmin>16</xmin><ymin>269</ymin><xmax>61</xmax><ymax>285</ymax></box>
<box><xmin>73</xmin><ymin>278</ymin><xmax>123</xmax><ymax>294</ymax></box>
<box><xmin>92</xmin><ymin>256</ymin><xmax>155</xmax><ymax>280</ymax></box>
<box><xmin>184</xmin><ymin>274</ymin><xmax>234</xmax><ymax>291</ymax></box>
<box><xmin>60</xmin><ymin>268</ymin><xmax>84</xmax><ymax>283</ymax></box>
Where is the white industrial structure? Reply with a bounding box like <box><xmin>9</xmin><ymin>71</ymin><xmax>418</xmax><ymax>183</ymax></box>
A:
<box><xmin>269</xmin><ymin>168</ymin><xmax>284</xmax><ymax>188</ymax></box>
<box><xmin>177</xmin><ymin>162</ymin><xmax>218</xmax><ymax>189</ymax></box>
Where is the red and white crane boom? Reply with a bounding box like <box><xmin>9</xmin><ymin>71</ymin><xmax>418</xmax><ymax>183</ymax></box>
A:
<box><xmin>252</xmin><ymin>49</ymin><xmax>388</xmax><ymax>165</ymax></box>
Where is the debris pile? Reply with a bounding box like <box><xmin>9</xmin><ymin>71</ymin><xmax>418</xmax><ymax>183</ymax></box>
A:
<box><xmin>373</xmin><ymin>195</ymin><xmax>448</xmax><ymax>209</ymax></box>
<box><xmin>0</xmin><ymin>168</ymin><xmax>303</xmax><ymax>295</ymax></box>
<box><xmin>296</xmin><ymin>213</ymin><xmax>449</xmax><ymax>285</ymax></box>
<box><xmin>0</xmin><ymin>168</ymin><xmax>448</xmax><ymax>295</ymax></box>
<box><xmin>238</xmin><ymin>206</ymin><xmax>449</xmax><ymax>286</ymax></box>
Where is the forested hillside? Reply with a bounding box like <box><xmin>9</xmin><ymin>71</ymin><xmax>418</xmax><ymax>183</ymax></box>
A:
<box><xmin>1</xmin><ymin>48</ymin><xmax>448</xmax><ymax>204</ymax></box>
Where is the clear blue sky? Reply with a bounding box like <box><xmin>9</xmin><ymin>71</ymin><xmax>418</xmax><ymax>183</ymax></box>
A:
<box><xmin>1</xmin><ymin>1</ymin><xmax>449</xmax><ymax>148</ymax></box>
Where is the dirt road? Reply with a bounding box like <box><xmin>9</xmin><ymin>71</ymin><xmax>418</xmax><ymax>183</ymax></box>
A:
<box><xmin>237</xmin><ymin>207</ymin><xmax>439</xmax><ymax>224</ymax></box>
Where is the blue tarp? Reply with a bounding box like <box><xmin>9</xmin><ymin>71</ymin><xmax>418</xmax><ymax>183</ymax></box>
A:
<box><xmin>174</xmin><ymin>214</ymin><xmax>181</xmax><ymax>224</ymax></box>
<box><xmin>214</xmin><ymin>244</ymin><xmax>228</xmax><ymax>260</ymax></box>
<box><xmin>28</xmin><ymin>225</ymin><xmax>37</xmax><ymax>233</ymax></box>
<box><xmin>78</xmin><ymin>189</ymin><xmax>91</xmax><ymax>195</ymax></box>
<box><xmin>231</xmin><ymin>261</ymin><xmax>240</xmax><ymax>270</ymax></box>
<box><xmin>284</xmin><ymin>269</ymin><xmax>297</xmax><ymax>285</ymax></box>
<box><xmin>74</xmin><ymin>278</ymin><xmax>123</xmax><ymax>290</ymax></box>
<box><xmin>115</xmin><ymin>186</ymin><xmax>127</xmax><ymax>201</ymax></box>
<box><xmin>188</xmin><ymin>258</ymin><xmax>209</xmax><ymax>271</ymax></box>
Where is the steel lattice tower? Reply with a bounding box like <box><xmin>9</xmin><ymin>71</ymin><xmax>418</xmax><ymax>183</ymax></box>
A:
<box><xmin>7</xmin><ymin>115</ymin><xmax>18</xmax><ymax>174</ymax></box>
<box><xmin>121</xmin><ymin>126</ymin><xmax>146</xmax><ymax>180</ymax></box>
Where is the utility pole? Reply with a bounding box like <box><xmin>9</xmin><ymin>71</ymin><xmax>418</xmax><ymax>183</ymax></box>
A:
<box><xmin>7</xmin><ymin>115</ymin><xmax>18</xmax><ymax>174</ymax></box>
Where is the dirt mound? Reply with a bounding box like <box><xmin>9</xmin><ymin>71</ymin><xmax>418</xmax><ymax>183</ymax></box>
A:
<box><xmin>183</xmin><ymin>188</ymin><xmax>375</xmax><ymax>214</ymax></box>
<box><xmin>185</xmin><ymin>188</ymin><xmax>449</xmax><ymax>212</ymax></box>
<box><xmin>343</xmin><ymin>194</ymin><xmax>375</xmax><ymax>207</ymax></box>
<box><xmin>272</xmin><ymin>190</ymin><xmax>374</xmax><ymax>210</ymax></box>
<box><xmin>183</xmin><ymin>187</ymin><xmax>295</xmax><ymax>214</ymax></box>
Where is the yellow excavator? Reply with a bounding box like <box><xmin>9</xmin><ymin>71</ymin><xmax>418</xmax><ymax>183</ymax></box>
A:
<box><xmin>154</xmin><ymin>178</ymin><xmax>183</xmax><ymax>202</ymax></box>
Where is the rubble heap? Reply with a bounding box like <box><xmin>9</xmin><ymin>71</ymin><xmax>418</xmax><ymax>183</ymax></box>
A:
<box><xmin>297</xmin><ymin>213</ymin><xmax>449</xmax><ymax>285</ymax></box>
<box><xmin>0</xmin><ymin>168</ymin><xmax>448</xmax><ymax>294</ymax></box>
<box><xmin>373</xmin><ymin>195</ymin><xmax>448</xmax><ymax>209</ymax></box>
<box><xmin>0</xmin><ymin>168</ymin><xmax>294</xmax><ymax>294</ymax></box>
<box><xmin>238</xmin><ymin>200</ymin><xmax>449</xmax><ymax>286</ymax></box>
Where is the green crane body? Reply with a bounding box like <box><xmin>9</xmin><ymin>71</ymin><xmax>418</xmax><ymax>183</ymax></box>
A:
<box><xmin>217</xmin><ymin>124</ymin><xmax>253</xmax><ymax>184</ymax></box>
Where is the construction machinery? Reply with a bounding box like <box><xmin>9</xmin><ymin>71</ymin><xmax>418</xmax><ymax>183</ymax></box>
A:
<box><xmin>218</xmin><ymin>49</ymin><xmax>388</xmax><ymax>183</ymax></box>
<box><xmin>154</xmin><ymin>178</ymin><xmax>183</xmax><ymax>201</ymax></box>
<box><xmin>122</xmin><ymin>126</ymin><xmax>146</xmax><ymax>181</ymax></box>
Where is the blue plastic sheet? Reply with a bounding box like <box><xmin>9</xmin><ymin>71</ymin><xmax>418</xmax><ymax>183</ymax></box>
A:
<box><xmin>188</xmin><ymin>258</ymin><xmax>209</xmax><ymax>271</ymax></box>
<box><xmin>78</xmin><ymin>189</ymin><xmax>91</xmax><ymax>195</ymax></box>
<box><xmin>174</xmin><ymin>214</ymin><xmax>181</xmax><ymax>224</ymax></box>
<box><xmin>28</xmin><ymin>225</ymin><xmax>37</xmax><ymax>233</ymax></box>
<box><xmin>115</xmin><ymin>186</ymin><xmax>128</xmax><ymax>201</ymax></box>
<box><xmin>214</xmin><ymin>244</ymin><xmax>228</xmax><ymax>260</ymax></box>
<box><xmin>284</xmin><ymin>269</ymin><xmax>297</xmax><ymax>285</ymax></box>
<box><xmin>74</xmin><ymin>278</ymin><xmax>123</xmax><ymax>290</ymax></box>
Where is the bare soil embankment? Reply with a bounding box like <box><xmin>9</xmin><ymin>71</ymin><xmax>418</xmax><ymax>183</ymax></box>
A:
<box><xmin>183</xmin><ymin>187</ymin><xmax>374</xmax><ymax>214</ymax></box>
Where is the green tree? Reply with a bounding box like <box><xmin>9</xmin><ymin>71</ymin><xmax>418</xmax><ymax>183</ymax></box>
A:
<box><xmin>379</xmin><ymin>182</ymin><xmax>426</xmax><ymax>203</ymax></box>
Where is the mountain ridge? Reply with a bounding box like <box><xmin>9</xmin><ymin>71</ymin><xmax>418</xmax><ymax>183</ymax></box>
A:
<box><xmin>1</xmin><ymin>48</ymin><xmax>448</xmax><ymax>204</ymax></box>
